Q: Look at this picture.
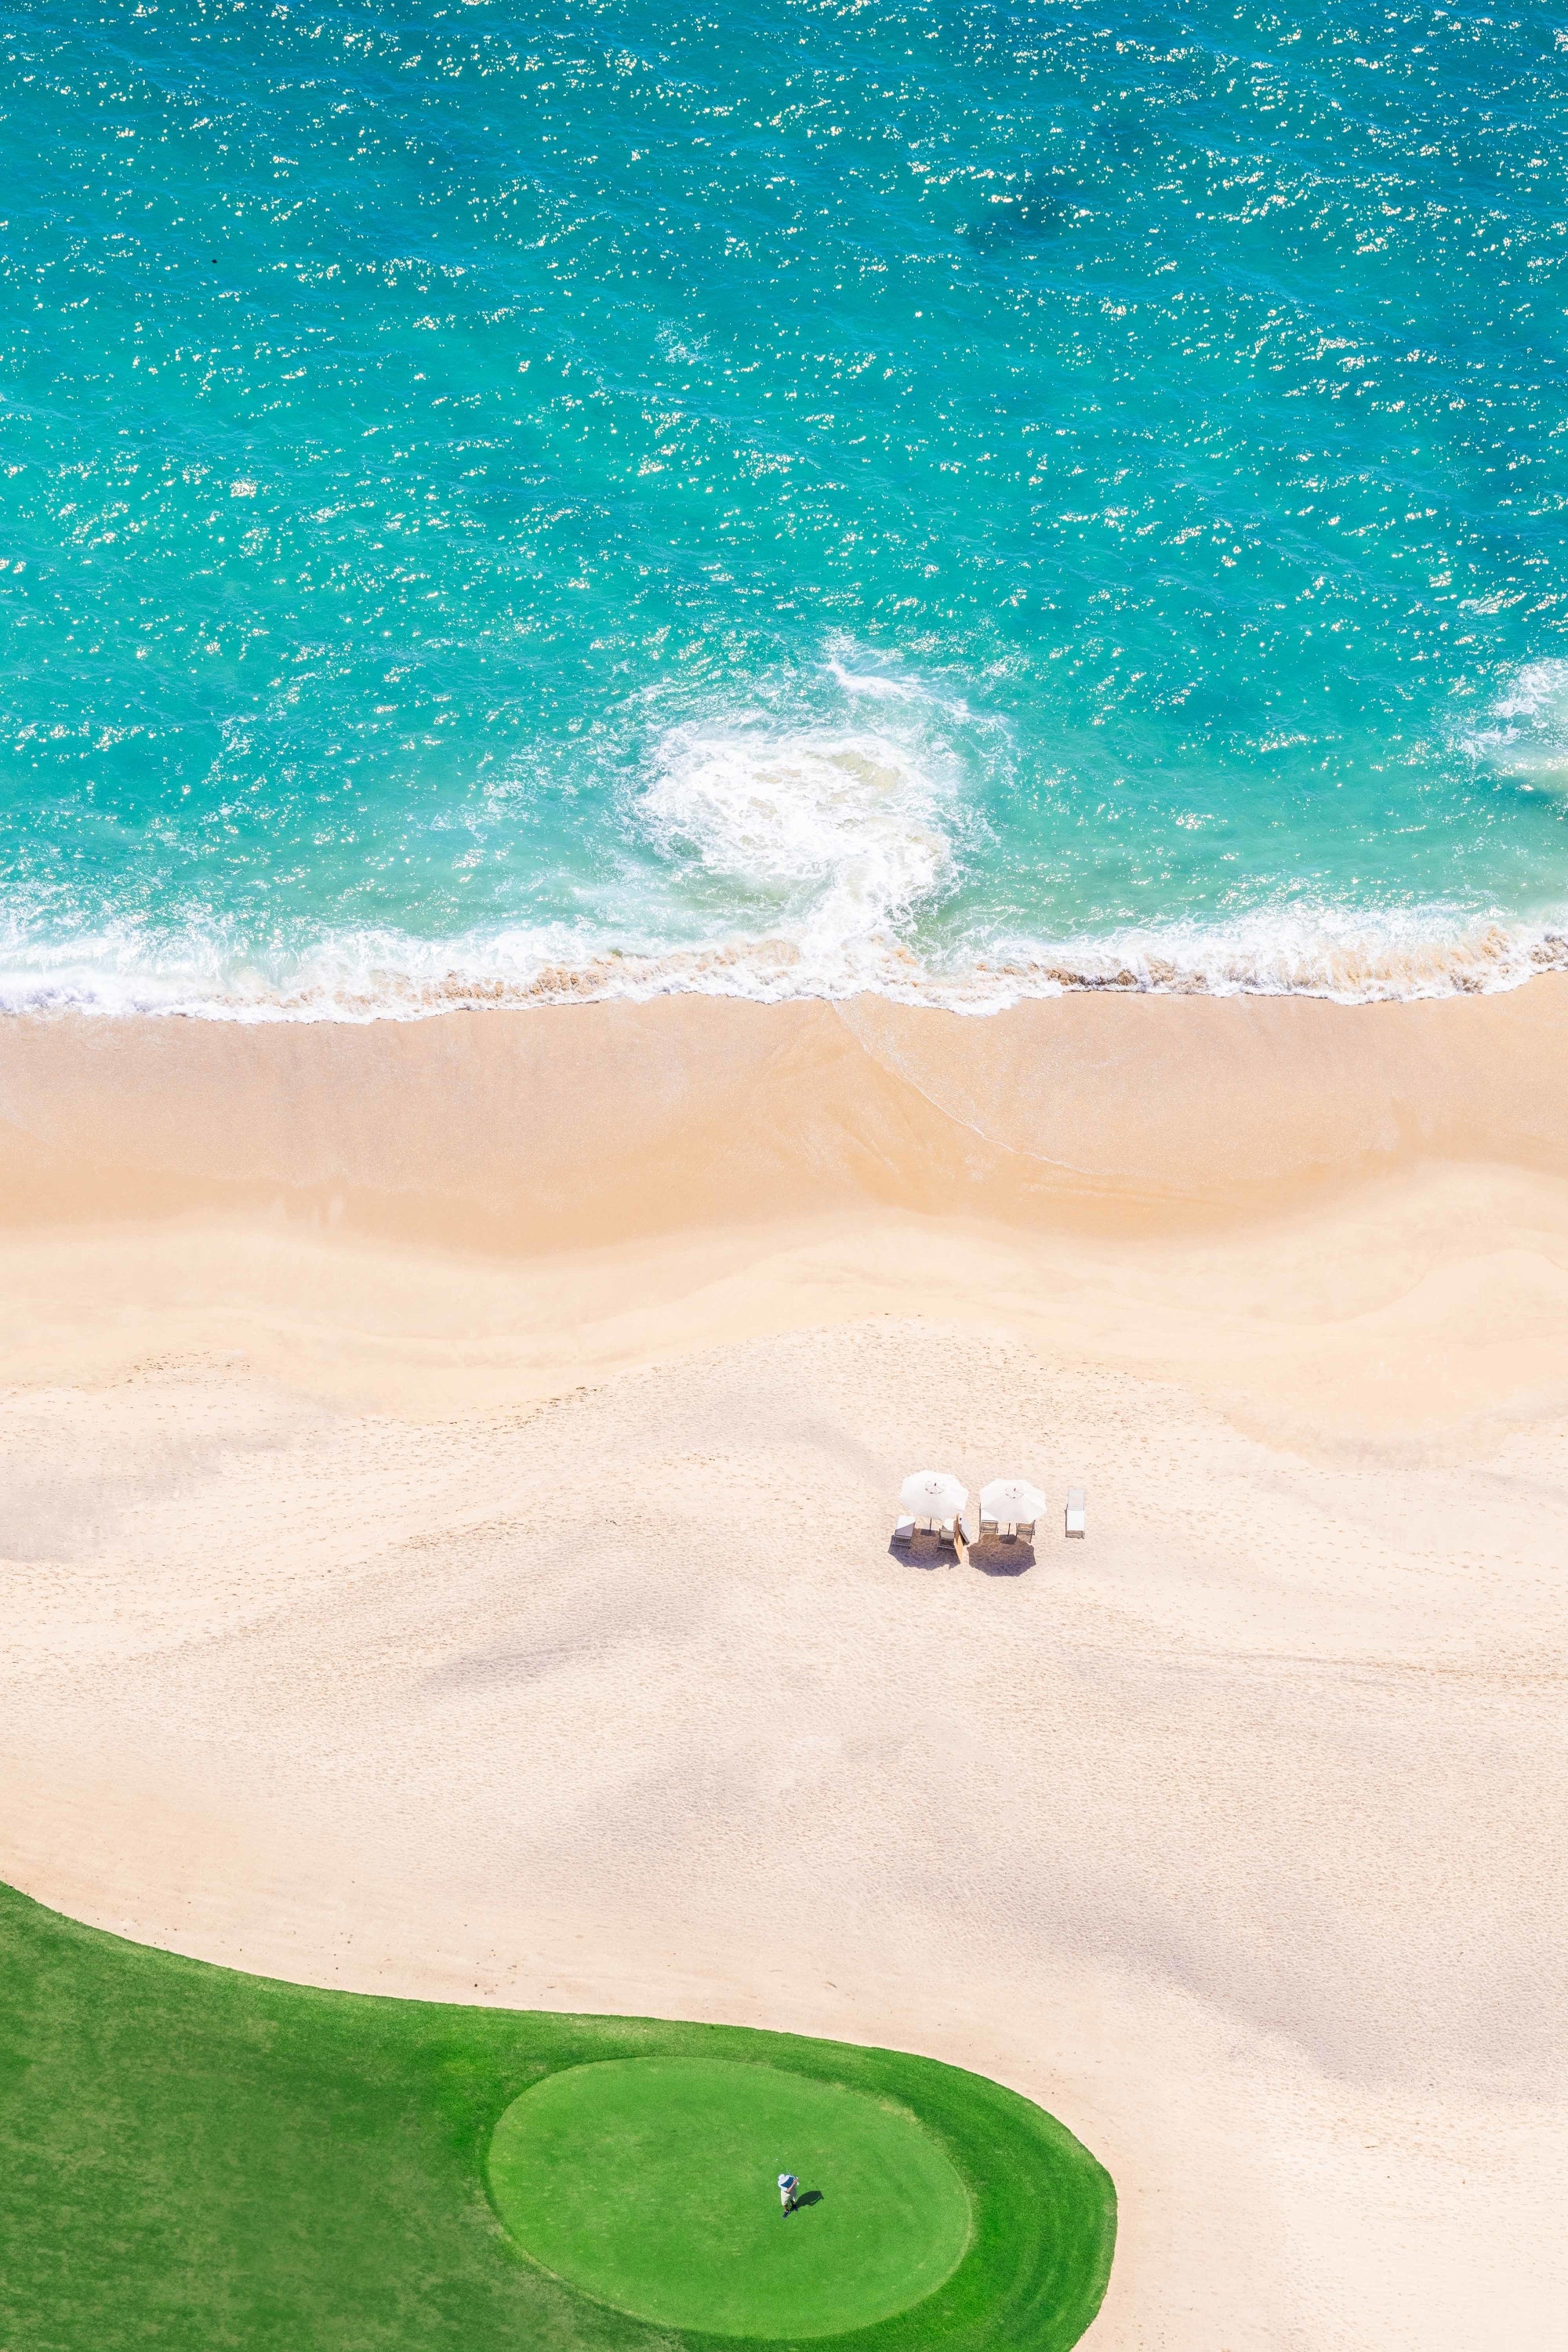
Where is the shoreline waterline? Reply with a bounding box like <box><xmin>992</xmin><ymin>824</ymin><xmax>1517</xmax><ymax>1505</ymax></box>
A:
<box><xmin>7</xmin><ymin>905</ymin><xmax>1568</xmax><ymax>1025</ymax></box>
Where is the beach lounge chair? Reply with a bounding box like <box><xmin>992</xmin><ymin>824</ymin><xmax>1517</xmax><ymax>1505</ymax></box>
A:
<box><xmin>894</xmin><ymin>1510</ymin><xmax>968</xmax><ymax>1544</ymax></box>
<box><xmin>1065</xmin><ymin>1486</ymin><xmax>1087</xmax><ymax>1538</ymax></box>
<box><xmin>978</xmin><ymin>1479</ymin><xmax>1045</xmax><ymax>1541</ymax></box>
<box><xmin>896</xmin><ymin>1472</ymin><xmax>971</xmax><ymax>1555</ymax></box>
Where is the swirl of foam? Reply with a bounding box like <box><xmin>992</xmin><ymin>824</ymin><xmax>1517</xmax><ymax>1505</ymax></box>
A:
<box><xmin>638</xmin><ymin>724</ymin><xmax>955</xmax><ymax>960</ymax></box>
<box><xmin>1462</xmin><ymin>659</ymin><xmax>1568</xmax><ymax>785</ymax></box>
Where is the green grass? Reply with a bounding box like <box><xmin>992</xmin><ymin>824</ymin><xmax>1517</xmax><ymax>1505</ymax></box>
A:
<box><xmin>488</xmin><ymin>2056</ymin><xmax>975</xmax><ymax>2336</ymax></box>
<box><xmin>0</xmin><ymin>1880</ymin><xmax>1116</xmax><ymax>2352</ymax></box>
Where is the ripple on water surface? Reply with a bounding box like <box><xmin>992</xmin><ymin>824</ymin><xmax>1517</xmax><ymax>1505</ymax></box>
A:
<box><xmin>2</xmin><ymin>3</ymin><xmax>1566</xmax><ymax>1012</ymax></box>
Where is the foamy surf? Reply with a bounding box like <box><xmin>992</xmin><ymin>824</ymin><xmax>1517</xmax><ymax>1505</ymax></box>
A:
<box><xmin>9</xmin><ymin>673</ymin><xmax>1568</xmax><ymax>1023</ymax></box>
<box><xmin>4</xmin><ymin>906</ymin><xmax>1568</xmax><ymax>1022</ymax></box>
<box><xmin>1462</xmin><ymin>661</ymin><xmax>1568</xmax><ymax>786</ymax></box>
<box><xmin>637</xmin><ymin>720</ymin><xmax>959</xmax><ymax>966</ymax></box>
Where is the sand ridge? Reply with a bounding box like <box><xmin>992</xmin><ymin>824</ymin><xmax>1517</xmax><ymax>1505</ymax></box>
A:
<box><xmin>5</xmin><ymin>1318</ymin><xmax>1568</xmax><ymax>2350</ymax></box>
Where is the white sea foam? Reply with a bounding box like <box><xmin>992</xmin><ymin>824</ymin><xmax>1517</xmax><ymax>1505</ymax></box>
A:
<box><xmin>960</xmin><ymin>902</ymin><xmax>1568</xmax><ymax>1004</ymax></box>
<box><xmin>637</xmin><ymin>720</ymin><xmax>956</xmax><ymax>981</ymax></box>
<box><xmin>1461</xmin><ymin>659</ymin><xmax>1568</xmax><ymax>784</ymax></box>
<box><xmin>5</xmin><ymin>681</ymin><xmax>1568</xmax><ymax>1019</ymax></box>
<box><xmin>4</xmin><ymin>898</ymin><xmax>1568</xmax><ymax>1022</ymax></box>
<box><xmin>826</xmin><ymin>657</ymin><xmax>921</xmax><ymax>702</ymax></box>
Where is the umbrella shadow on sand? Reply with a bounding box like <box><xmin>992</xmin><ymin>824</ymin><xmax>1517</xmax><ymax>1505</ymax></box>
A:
<box><xmin>969</xmin><ymin>1535</ymin><xmax>1036</xmax><ymax>1578</ymax></box>
<box><xmin>889</xmin><ymin>1530</ymin><xmax>1035</xmax><ymax>1576</ymax></box>
<box><xmin>889</xmin><ymin>1530</ymin><xmax>956</xmax><ymax>1572</ymax></box>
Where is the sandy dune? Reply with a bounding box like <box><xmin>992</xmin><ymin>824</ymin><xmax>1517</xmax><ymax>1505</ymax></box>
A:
<box><xmin>4</xmin><ymin>993</ymin><xmax>1568</xmax><ymax>2349</ymax></box>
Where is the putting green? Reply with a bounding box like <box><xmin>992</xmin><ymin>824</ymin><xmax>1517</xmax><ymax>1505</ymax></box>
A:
<box><xmin>487</xmin><ymin>2054</ymin><xmax>975</xmax><ymax>2338</ymax></box>
<box><xmin>5</xmin><ymin>1878</ymin><xmax>1116</xmax><ymax>2350</ymax></box>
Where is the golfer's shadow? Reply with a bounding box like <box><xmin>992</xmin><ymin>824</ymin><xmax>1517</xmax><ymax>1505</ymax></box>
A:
<box><xmin>790</xmin><ymin>2189</ymin><xmax>823</xmax><ymax>2210</ymax></box>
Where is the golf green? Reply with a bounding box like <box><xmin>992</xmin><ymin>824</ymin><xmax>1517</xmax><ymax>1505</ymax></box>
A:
<box><xmin>2</xmin><ymin>1878</ymin><xmax>1116</xmax><ymax>2350</ymax></box>
<box><xmin>488</xmin><ymin>2055</ymin><xmax>974</xmax><ymax>2336</ymax></box>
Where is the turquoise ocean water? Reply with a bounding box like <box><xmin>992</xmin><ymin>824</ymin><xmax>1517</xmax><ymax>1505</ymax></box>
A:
<box><xmin>2</xmin><ymin>2</ymin><xmax>1566</xmax><ymax>1014</ymax></box>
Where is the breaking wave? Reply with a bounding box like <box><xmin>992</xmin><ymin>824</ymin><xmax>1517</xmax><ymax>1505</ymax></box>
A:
<box><xmin>5</xmin><ymin>904</ymin><xmax>1568</xmax><ymax>1022</ymax></box>
<box><xmin>637</xmin><ymin>720</ymin><xmax>958</xmax><ymax>978</ymax></box>
<box><xmin>8</xmin><ymin>668</ymin><xmax>1568</xmax><ymax>1022</ymax></box>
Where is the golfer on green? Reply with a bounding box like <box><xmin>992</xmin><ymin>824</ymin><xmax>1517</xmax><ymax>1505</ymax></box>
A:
<box><xmin>778</xmin><ymin>2170</ymin><xmax>799</xmax><ymax>2215</ymax></box>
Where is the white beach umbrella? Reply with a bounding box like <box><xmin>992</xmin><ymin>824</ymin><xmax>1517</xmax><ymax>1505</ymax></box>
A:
<box><xmin>980</xmin><ymin>1477</ymin><xmax>1046</xmax><ymax>1527</ymax></box>
<box><xmin>899</xmin><ymin>1469</ymin><xmax>968</xmax><ymax>1520</ymax></box>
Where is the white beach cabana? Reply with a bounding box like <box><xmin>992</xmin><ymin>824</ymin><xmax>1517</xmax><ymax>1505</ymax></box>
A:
<box><xmin>978</xmin><ymin>1478</ymin><xmax>1046</xmax><ymax>1540</ymax></box>
<box><xmin>895</xmin><ymin>1470</ymin><xmax>971</xmax><ymax>1549</ymax></box>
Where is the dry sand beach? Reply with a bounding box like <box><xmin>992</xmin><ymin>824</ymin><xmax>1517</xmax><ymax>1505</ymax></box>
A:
<box><xmin>5</xmin><ymin>989</ymin><xmax>1568</xmax><ymax>2349</ymax></box>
